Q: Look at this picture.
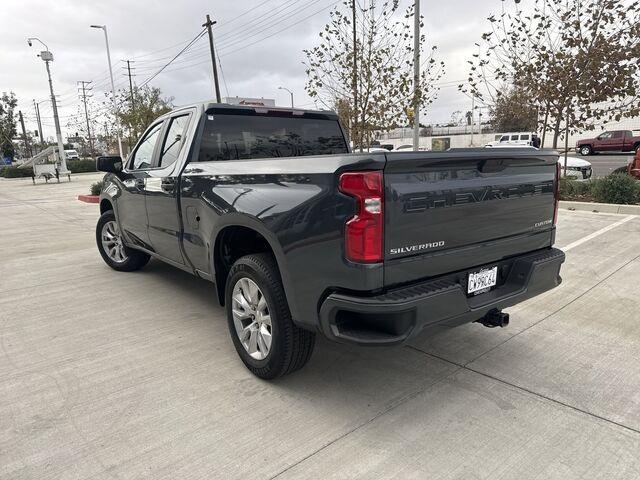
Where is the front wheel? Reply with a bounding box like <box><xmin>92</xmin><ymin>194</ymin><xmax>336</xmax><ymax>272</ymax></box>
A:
<box><xmin>579</xmin><ymin>145</ymin><xmax>592</xmax><ymax>156</ymax></box>
<box><xmin>96</xmin><ymin>210</ymin><xmax>150</xmax><ymax>272</ymax></box>
<box><xmin>225</xmin><ymin>253</ymin><xmax>315</xmax><ymax>379</ymax></box>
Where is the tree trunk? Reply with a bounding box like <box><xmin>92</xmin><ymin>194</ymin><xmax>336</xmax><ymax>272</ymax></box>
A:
<box><xmin>541</xmin><ymin>105</ymin><xmax>550</xmax><ymax>147</ymax></box>
<box><xmin>552</xmin><ymin>111</ymin><xmax>562</xmax><ymax>149</ymax></box>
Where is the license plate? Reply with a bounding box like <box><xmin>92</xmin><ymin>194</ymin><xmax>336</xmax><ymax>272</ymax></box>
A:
<box><xmin>467</xmin><ymin>266</ymin><xmax>498</xmax><ymax>295</ymax></box>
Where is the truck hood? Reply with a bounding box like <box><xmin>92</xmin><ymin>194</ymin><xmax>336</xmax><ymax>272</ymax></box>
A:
<box><xmin>559</xmin><ymin>157</ymin><xmax>591</xmax><ymax>168</ymax></box>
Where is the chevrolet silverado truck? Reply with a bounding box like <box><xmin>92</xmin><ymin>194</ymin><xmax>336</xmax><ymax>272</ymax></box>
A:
<box><xmin>576</xmin><ymin>130</ymin><xmax>640</xmax><ymax>156</ymax></box>
<box><xmin>95</xmin><ymin>102</ymin><xmax>565</xmax><ymax>379</ymax></box>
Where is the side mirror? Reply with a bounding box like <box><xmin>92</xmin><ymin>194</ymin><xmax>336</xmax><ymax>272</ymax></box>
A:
<box><xmin>96</xmin><ymin>155</ymin><xmax>123</xmax><ymax>173</ymax></box>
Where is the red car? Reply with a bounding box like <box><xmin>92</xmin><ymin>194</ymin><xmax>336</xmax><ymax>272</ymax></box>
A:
<box><xmin>629</xmin><ymin>148</ymin><xmax>640</xmax><ymax>180</ymax></box>
<box><xmin>576</xmin><ymin>130</ymin><xmax>640</xmax><ymax>156</ymax></box>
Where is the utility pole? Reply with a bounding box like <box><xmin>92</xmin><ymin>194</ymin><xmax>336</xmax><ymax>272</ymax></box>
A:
<box><xmin>125</xmin><ymin>60</ymin><xmax>136</xmax><ymax>114</ymax></box>
<box><xmin>412</xmin><ymin>0</ymin><xmax>421</xmax><ymax>151</ymax></box>
<box><xmin>18</xmin><ymin>111</ymin><xmax>32</xmax><ymax>158</ymax></box>
<box><xmin>123</xmin><ymin>60</ymin><xmax>137</xmax><ymax>145</ymax></box>
<box><xmin>27</xmin><ymin>38</ymin><xmax>67</xmax><ymax>170</ymax></box>
<box><xmin>351</xmin><ymin>0</ymin><xmax>359</xmax><ymax>151</ymax></box>
<box><xmin>33</xmin><ymin>99</ymin><xmax>44</xmax><ymax>148</ymax></box>
<box><xmin>203</xmin><ymin>15</ymin><xmax>221</xmax><ymax>102</ymax></box>
<box><xmin>78</xmin><ymin>81</ymin><xmax>95</xmax><ymax>158</ymax></box>
<box><xmin>470</xmin><ymin>97</ymin><xmax>475</xmax><ymax>147</ymax></box>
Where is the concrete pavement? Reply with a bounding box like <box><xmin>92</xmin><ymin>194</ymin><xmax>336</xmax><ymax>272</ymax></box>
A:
<box><xmin>1</xmin><ymin>174</ymin><xmax>639</xmax><ymax>479</ymax></box>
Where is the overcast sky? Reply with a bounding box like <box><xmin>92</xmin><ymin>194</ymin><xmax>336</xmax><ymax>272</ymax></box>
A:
<box><xmin>0</xmin><ymin>0</ymin><xmax>509</xmax><ymax>140</ymax></box>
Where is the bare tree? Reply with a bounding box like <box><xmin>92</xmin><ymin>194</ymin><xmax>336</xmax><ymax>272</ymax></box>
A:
<box><xmin>304</xmin><ymin>0</ymin><xmax>444</xmax><ymax>150</ymax></box>
<box><xmin>463</xmin><ymin>0</ymin><xmax>640</xmax><ymax>147</ymax></box>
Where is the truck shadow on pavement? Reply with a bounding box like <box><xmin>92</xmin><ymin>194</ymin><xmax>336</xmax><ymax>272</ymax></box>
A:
<box><xmin>137</xmin><ymin>258</ymin><xmax>511</xmax><ymax>395</ymax></box>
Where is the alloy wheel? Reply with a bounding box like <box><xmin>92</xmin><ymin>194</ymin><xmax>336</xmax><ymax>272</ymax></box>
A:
<box><xmin>101</xmin><ymin>220</ymin><xmax>128</xmax><ymax>263</ymax></box>
<box><xmin>231</xmin><ymin>278</ymin><xmax>272</xmax><ymax>360</ymax></box>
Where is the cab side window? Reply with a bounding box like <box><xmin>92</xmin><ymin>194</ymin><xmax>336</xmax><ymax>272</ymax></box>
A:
<box><xmin>159</xmin><ymin>115</ymin><xmax>190</xmax><ymax>168</ymax></box>
<box><xmin>130</xmin><ymin>123</ymin><xmax>163</xmax><ymax>170</ymax></box>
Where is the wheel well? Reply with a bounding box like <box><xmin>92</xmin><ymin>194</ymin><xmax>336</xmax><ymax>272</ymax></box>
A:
<box><xmin>214</xmin><ymin>226</ymin><xmax>274</xmax><ymax>305</ymax></box>
<box><xmin>633</xmin><ymin>142</ymin><xmax>640</xmax><ymax>151</ymax></box>
<box><xmin>100</xmin><ymin>199</ymin><xmax>113</xmax><ymax>215</ymax></box>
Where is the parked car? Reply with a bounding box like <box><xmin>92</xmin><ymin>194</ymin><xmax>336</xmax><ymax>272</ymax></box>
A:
<box><xmin>486</xmin><ymin>132</ymin><xmax>539</xmax><ymax>147</ymax></box>
<box><xmin>559</xmin><ymin>156</ymin><xmax>593</xmax><ymax>181</ymax></box>
<box><xmin>64</xmin><ymin>149</ymin><xmax>80</xmax><ymax>160</ymax></box>
<box><xmin>575</xmin><ymin>130</ymin><xmax>640</xmax><ymax>156</ymax></box>
<box><xmin>95</xmin><ymin>102</ymin><xmax>565</xmax><ymax>379</ymax></box>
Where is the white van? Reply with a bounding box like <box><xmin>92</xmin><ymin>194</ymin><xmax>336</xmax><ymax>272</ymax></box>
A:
<box><xmin>486</xmin><ymin>132</ymin><xmax>539</xmax><ymax>147</ymax></box>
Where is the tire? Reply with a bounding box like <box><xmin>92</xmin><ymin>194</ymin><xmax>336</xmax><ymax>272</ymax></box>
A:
<box><xmin>96</xmin><ymin>210</ymin><xmax>150</xmax><ymax>272</ymax></box>
<box><xmin>225</xmin><ymin>253</ymin><xmax>315</xmax><ymax>379</ymax></box>
<box><xmin>579</xmin><ymin>145</ymin><xmax>592</xmax><ymax>156</ymax></box>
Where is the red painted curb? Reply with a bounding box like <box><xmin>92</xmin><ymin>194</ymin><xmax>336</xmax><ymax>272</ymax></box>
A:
<box><xmin>77</xmin><ymin>195</ymin><xmax>99</xmax><ymax>204</ymax></box>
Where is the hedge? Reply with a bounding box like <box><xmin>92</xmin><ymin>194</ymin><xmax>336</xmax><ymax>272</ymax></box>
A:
<box><xmin>66</xmin><ymin>159</ymin><xmax>96</xmax><ymax>173</ymax></box>
<box><xmin>560</xmin><ymin>173</ymin><xmax>640</xmax><ymax>205</ymax></box>
<box><xmin>1</xmin><ymin>159</ymin><xmax>96</xmax><ymax>177</ymax></box>
<box><xmin>0</xmin><ymin>166</ymin><xmax>34</xmax><ymax>178</ymax></box>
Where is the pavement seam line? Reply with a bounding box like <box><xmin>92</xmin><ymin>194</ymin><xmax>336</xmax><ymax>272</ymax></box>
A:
<box><xmin>268</xmin><ymin>364</ymin><xmax>465</xmax><ymax>479</ymax></box>
<box><xmin>561</xmin><ymin>215</ymin><xmax>635</xmax><ymax>252</ymax></box>
<box><xmin>407</xmin><ymin>345</ymin><xmax>640</xmax><ymax>437</ymax></box>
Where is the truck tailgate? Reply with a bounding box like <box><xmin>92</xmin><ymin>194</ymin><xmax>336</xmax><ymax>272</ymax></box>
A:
<box><xmin>383</xmin><ymin>149</ymin><xmax>558</xmax><ymax>286</ymax></box>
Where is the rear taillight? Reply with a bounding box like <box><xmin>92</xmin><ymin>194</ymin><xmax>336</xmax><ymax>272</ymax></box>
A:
<box><xmin>553</xmin><ymin>162</ymin><xmax>561</xmax><ymax>225</ymax></box>
<box><xmin>339</xmin><ymin>171</ymin><xmax>384</xmax><ymax>263</ymax></box>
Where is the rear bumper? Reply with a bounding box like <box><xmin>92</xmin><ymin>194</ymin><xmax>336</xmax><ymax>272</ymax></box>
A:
<box><xmin>318</xmin><ymin>248</ymin><xmax>565</xmax><ymax>346</ymax></box>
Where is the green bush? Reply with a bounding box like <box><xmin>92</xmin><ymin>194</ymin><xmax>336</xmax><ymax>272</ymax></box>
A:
<box><xmin>559</xmin><ymin>176</ymin><xmax>591</xmax><ymax>200</ymax></box>
<box><xmin>90</xmin><ymin>180</ymin><xmax>104</xmax><ymax>196</ymax></box>
<box><xmin>560</xmin><ymin>173</ymin><xmax>640</xmax><ymax>205</ymax></box>
<box><xmin>66</xmin><ymin>159</ymin><xmax>96</xmax><ymax>173</ymax></box>
<box><xmin>591</xmin><ymin>173</ymin><xmax>640</xmax><ymax>205</ymax></box>
<box><xmin>0</xmin><ymin>166</ymin><xmax>34</xmax><ymax>178</ymax></box>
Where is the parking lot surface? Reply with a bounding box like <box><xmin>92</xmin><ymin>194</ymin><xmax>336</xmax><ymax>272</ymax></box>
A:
<box><xmin>570</xmin><ymin>152</ymin><xmax>632</xmax><ymax>178</ymax></box>
<box><xmin>1</xmin><ymin>174</ymin><xmax>639</xmax><ymax>480</ymax></box>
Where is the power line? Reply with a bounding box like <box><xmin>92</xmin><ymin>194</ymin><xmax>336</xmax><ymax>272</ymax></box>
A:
<box><xmin>139</xmin><ymin>29</ymin><xmax>207</xmax><ymax>87</ymax></box>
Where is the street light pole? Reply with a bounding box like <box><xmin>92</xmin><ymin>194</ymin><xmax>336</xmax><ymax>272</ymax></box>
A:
<box><xmin>91</xmin><ymin>24</ymin><xmax>124</xmax><ymax>159</ymax></box>
<box><xmin>27</xmin><ymin>37</ymin><xmax>66</xmax><ymax>170</ymax></box>
<box><xmin>278</xmin><ymin>86</ymin><xmax>294</xmax><ymax>108</ymax></box>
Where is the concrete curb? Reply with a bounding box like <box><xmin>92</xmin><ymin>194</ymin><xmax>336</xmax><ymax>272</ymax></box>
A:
<box><xmin>560</xmin><ymin>200</ymin><xmax>640</xmax><ymax>215</ymax></box>
<box><xmin>77</xmin><ymin>195</ymin><xmax>99</xmax><ymax>204</ymax></box>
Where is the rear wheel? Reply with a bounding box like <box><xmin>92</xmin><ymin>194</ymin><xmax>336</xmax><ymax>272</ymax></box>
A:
<box><xmin>579</xmin><ymin>145</ymin><xmax>592</xmax><ymax>156</ymax></box>
<box><xmin>225</xmin><ymin>253</ymin><xmax>315</xmax><ymax>379</ymax></box>
<box><xmin>96</xmin><ymin>210</ymin><xmax>150</xmax><ymax>272</ymax></box>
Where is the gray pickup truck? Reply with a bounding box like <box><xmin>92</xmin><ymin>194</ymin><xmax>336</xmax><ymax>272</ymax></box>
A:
<box><xmin>96</xmin><ymin>102</ymin><xmax>565</xmax><ymax>378</ymax></box>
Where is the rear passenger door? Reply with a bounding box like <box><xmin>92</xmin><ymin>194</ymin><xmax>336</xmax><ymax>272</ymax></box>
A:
<box><xmin>145</xmin><ymin>110</ymin><xmax>195</xmax><ymax>265</ymax></box>
<box><xmin>610</xmin><ymin>131</ymin><xmax>626</xmax><ymax>151</ymax></box>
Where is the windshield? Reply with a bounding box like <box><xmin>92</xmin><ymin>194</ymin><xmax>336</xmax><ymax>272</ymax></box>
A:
<box><xmin>198</xmin><ymin>113</ymin><xmax>348</xmax><ymax>161</ymax></box>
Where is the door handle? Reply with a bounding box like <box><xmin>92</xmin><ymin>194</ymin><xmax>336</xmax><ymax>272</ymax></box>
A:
<box><xmin>161</xmin><ymin>177</ymin><xmax>176</xmax><ymax>193</ymax></box>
